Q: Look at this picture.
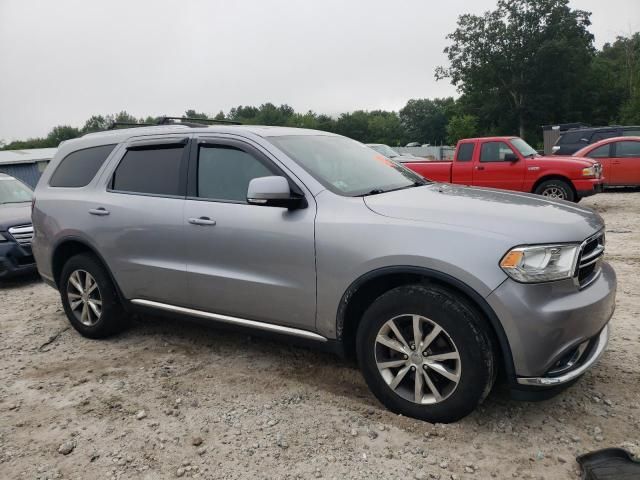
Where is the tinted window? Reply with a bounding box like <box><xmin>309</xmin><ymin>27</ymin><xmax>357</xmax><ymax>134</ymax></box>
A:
<box><xmin>586</xmin><ymin>144</ymin><xmax>611</xmax><ymax>158</ymax></box>
<box><xmin>558</xmin><ymin>131</ymin><xmax>590</xmax><ymax>145</ymax></box>
<box><xmin>615</xmin><ymin>141</ymin><xmax>640</xmax><ymax>158</ymax></box>
<box><xmin>622</xmin><ymin>129</ymin><xmax>640</xmax><ymax>137</ymax></box>
<box><xmin>50</xmin><ymin>144</ymin><xmax>116</xmax><ymax>187</ymax></box>
<box><xmin>197</xmin><ymin>146</ymin><xmax>275</xmax><ymax>202</ymax></box>
<box><xmin>479</xmin><ymin>142</ymin><xmax>516</xmax><ymax>162</ymax></box>
<box><xmin>591</xmin><ymin>130</ymin><xmax>618</xmax><ymax>142</ymax></box>
<box><xmin>112</xmin><ymin>146</ymin><xmax>185</xmax><ymax>196</ymax></box>
<box><xmin>457</xmin><ymin>143</ymin><xmax>474</xmax><ymax>162</ymax></box>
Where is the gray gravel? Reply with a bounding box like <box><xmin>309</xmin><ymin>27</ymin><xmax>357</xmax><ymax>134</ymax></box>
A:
<box><xmin>1</xmin><ymin>191</ymin><xmax>639</xmax><ymax>479</ymax></box>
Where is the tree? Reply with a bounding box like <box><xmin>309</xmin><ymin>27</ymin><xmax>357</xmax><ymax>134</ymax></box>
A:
<box><xmin>184</xmin><ymin>109</ymin><xmax>208</xmax><ymax>119</ymax></box>
<box><xmin>437</xmin><ymin>0</ymin><xmax>594</xmax><ymax>140</ymax></box>
<box><xmin>46</xmin><ymin>125</ymin><xmax>81</xmax><ymax>145</ymax></box>
<box><xmin>399</xmin><ymin>98</ymin><xmax>455</xmax><ymax>144</ymax></box>
<box><xmin>446</xmin><ymin>115</ymin><xmax>479</xmax><ymax>144</ymax></box>
<box><xmin>82</xmin><ymin>115</ymin><xmax>110</xmax><ymax>133</ymax></box>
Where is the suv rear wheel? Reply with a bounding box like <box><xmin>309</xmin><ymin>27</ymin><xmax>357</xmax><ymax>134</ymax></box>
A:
<box><xmin>356</xmin><ymin>284</ymin><xmax>495</xmax><ymax>423</ymax></box>
<box><xmin>60</xmin><ymin>253</ymin><xmax>127</xmax><ymax>338</ymax></box>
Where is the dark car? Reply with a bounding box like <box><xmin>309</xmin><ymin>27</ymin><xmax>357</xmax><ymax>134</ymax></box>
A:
<box><xmin>0</xmin><ymin>173</ymin><xmax>36</xmax><ymax>279</ymax></box>
<box><xmin>552</xmin><ymin>126</ymin><xmax>640</xmax><ymax>155</ymax></box>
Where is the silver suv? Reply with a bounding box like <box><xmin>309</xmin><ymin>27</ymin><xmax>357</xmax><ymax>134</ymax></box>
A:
<box><xmin>32</xmin><ymin>124</ymin><xmax>616</xmax><ymax>422</ymax></box>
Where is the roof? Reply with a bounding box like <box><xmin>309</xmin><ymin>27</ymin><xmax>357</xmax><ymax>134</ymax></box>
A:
<box><xmin>0</xmin><ymin>148</ymin><xmax>58</xmax><ymax>166</ymax></box>
<box><xmin>80</xmin><ymin>124</ymin><xmax>335</xmax><ymax>142</ymax></box>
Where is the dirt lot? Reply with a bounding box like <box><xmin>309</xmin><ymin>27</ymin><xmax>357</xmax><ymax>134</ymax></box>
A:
<box><xmin>1</xmin><ymin>191</ymin><xmax>639</xmax><ymax>480</ymax></box>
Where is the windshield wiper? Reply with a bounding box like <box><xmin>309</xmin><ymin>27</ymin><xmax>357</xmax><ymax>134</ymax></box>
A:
<box><xmin>358</xmin><ymin>182</ymin><xmax>425</xmax><ymax>197</ymax></box>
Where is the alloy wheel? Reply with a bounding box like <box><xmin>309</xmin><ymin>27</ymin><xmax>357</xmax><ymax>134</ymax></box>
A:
<box><xmin>67</xmin><ymin>269</ymin><xmax>102</xmax><ymax>326</ymax></box>
<box><xmin>374</xmin><ymin>314</ymin><xmax>461</xmax><ymax>404</ymax></box>
<box><xmin>541</xmin><ymin>186</ymin><xmax>566</xmax><ymax>199</ymax></box>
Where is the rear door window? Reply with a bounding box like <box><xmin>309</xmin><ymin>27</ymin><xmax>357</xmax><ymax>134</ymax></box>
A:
<box><xmin>456</xmin><ymin>143</ymin><xmax>475</xmax><ymax>162</ymax></box>
<box><xmin>591</xmin><ymin>130</ymin><xmax>618</xmax><ymax>142</ymax></box>
<box><xmin>50</xmin><ymin>144</ymin><xmax>116</xmax><ymax>187</ymax></box>
<box><xmin>614</xmin><ymin>141</ymin><xmax>640</xmax><ymax>158</ymax></box>
<box><xmin>111</xmin><ymin>144</ymin><xmax>187</xmax><ymax>196</ymax></box>
<box><xmin>558</xmin><ymin>131</ymin><xmax>589</xmax><ymax>145</ymax></box>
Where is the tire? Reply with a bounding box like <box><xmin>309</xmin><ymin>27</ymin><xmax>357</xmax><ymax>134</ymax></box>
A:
<box><xmin>356</xmin><ymin>284</ymin><xmax>496</xmax><ymax>423</ymax></box>
<box><xmin>534</xmin><ymin>179</ymin><xmax>575</xmax><ymax>202</ymax></box>
<box><xmin>59</xmin><ymin>253</ymin><xmax>127</xmax><ymax>338</ymax></box>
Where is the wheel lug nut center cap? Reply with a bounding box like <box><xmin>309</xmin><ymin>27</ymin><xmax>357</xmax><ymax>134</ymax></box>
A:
<box><xmin>410</xmin><ymin>352</ymin><xmax>422</xmax><ymax>364</ymax></box>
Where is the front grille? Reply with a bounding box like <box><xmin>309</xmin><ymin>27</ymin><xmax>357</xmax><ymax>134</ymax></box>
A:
<box><xmin>575</xmin><ymin>231</ymin><xmax>605</xmax><ymax>288</ymax></box>
<box><xmin>8</xmin><ymin>224</ymin><xmax>34</xmax><ymax>246</ymax></box>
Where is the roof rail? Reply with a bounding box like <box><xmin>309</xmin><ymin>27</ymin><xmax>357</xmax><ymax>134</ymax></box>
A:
<box><xmin>107</xmin><ymin>122</ymin><xmax>155</xmax><ymax>130</ymax></box>
<box><xmin>156</xmin><ymin>116</ymin><xmax>242</xmax><ymax>126</ymax></box>
<box><xmin>106</xmin><ymin>116</ymin><xmax>241</xmax><ymax>131</ymax></box>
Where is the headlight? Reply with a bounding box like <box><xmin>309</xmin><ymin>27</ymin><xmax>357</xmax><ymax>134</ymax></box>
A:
<box><xmin>500</xmin><ymin>244</ymin><xmax>579</xmax><ymax>283</ymax></box>
<box><xmin>582</xmin><ymin>166</ymin><xmax>596</xmax><ymax>177</ymax></box>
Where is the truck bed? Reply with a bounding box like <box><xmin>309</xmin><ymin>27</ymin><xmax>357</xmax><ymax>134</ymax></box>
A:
<box><xmin>402</xmin><ymin>160</ymin><xmax>452</xmax><ymax>182</ymax></box>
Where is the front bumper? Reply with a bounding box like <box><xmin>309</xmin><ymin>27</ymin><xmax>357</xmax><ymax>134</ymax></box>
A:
<box><xmin>487</xmin><ymin>261</ymin><xmax>616</xmax><ymax>384</ymax></box>
<box><xmin>574</xmin><ymin>178</ymin><xmax>604</xmax><ymax>198</ymax></box>
<box><xmin>0</xmin><ymin>240</ymin><xmax>37</xmax><ymax>279</ymax></box>
<box><xmin>516</xmin><ymin>323</ymin><xmax>609</xmax><ymax>386</ymax></box>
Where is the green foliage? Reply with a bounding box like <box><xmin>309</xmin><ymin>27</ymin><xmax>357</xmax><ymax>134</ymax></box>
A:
<box><xmin>437</xmin><ymin>0</ymin><xmax>595</xmax><ymax>140</ymax></box>
<box><xmin>400</xmin><ymin>98</ymin><xmax>456</xmax><ymax>145</ymax></box>
<box><xmin>447</xmin><ymin>115</ymin><xmax>479</xmax><ymax>144</ymax></box>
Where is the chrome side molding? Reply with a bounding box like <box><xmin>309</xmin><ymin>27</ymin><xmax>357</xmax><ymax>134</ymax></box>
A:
<box><xmin>131</xmin><ymin>299</ymin><xmax>327</xmax><ymax>342</ymax></box>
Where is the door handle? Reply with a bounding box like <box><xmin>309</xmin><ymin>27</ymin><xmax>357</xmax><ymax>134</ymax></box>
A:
<box><xmin>89</xmin><ymin>207</ymin><xmax>110</xmax><ymax>216</ymax></box>
<box><xmin>475</xmin><ymin>165</ymin><xmax>485</xmax><ymax>171</ymax></box>
<box><xmin>188</xmin><ymin>216</ymin><xmax>216</xmax><ymax>226</ymax></box>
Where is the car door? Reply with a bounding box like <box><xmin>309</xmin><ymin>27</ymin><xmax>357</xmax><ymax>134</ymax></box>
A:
<box><xmin>92</xmin><ymin>136</ymin><xmax>190</xmax><ymax>305</ymax></box>
<box><xmin>183</xmin><ymin>136</ymin><xmax>317</xmax><ymax>330</ymax></box>
<box><xmin>583</xmin><ymin>142</ymin><xmax>613</xmax><ymax>182</ymax></box>
<box><xmin>610</xmin><ymin>140</ymin><xmax>640</xmax><ymax>185</ymax></box>
<box><xmin>472</xmin><ymin>140</ymin><xmax>525</xmax><ymax>190</ymax></box>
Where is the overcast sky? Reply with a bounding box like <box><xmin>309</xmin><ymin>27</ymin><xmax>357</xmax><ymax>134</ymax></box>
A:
<box><xmin>1</xmin><ymin>0</ymin><xmax>639</xmax><ymax>141</ymax></box>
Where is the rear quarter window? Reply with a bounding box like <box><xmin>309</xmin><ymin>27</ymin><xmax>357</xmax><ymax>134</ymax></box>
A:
<box><xmin>49</xmin><ymin>144</ymin><xmax>116</xmax><ymax>187</ymax></box>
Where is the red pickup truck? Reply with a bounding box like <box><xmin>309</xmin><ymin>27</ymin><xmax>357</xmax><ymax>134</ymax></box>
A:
<box><xmin>400</xmin><ymin>136</ymin><xmax>603</xmax><ymax>202</ymax></box>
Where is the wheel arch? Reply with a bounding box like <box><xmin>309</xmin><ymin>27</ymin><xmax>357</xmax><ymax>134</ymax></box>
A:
<box><xmin>531</xmin><ymin>175</ymin><xmax>577</xmax><ymax>198</ymax></box>
<box><xmin>336</xmin><ymin>266</ymin><xmax>517</xmax><ymax>384</ymax></box>
<box><xmin>51</xmin><ymin>237</ymin><xmax>127</xmax><ymax>305</ymax></box>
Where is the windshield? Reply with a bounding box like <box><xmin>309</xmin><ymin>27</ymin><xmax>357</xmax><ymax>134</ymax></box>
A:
<box><xmin>369</xmin><ymin>144</ymin><xmax>400</xmax><ymax>158</ymax></box>
<box><xmin>269</xmin><ymin>135</ymin><xmax>427</xmax><ymax>196</ymax></box>
<box><xmin>511</xmin><ymin>138</ymin><xmax>538</xmax><ymax>157</ymax></box>
<box><xmin>0</xmin><ymin>177</ymin><xmax>32</xmax><ymax>204</ymax></box>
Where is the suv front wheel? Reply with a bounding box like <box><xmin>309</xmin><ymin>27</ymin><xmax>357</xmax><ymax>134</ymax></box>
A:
<box><xmin>60</xmin><ymin>253</ymin><xmax>127</xmax><ymax>338</ymax></box>
<box><xmin>356</xmin><ymin>284</ymin><xmax>496</xmax><ymax>423</ymax></box>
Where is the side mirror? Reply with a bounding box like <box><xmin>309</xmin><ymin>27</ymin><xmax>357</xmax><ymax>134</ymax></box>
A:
<box><xmin>247</xmin><ymin>176</ymin><xmax>306</xmax><ymax>209</ymax></box>
<box><xmin>504</xmin><ymin>153</ymin><xmax>518</xmax><ymax>162</ymax></box>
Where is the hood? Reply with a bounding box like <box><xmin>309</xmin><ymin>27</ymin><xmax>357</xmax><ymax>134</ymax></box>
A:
<box><xmin>534</xmin><ymin>154</ymin><xmax>596</xmax><ymax>166</ymax></box>
<box><xmin>0</xmin><ymin>202</ymin><xmax>32</xmax><ymax>230</ymax></box>
<box><xmin>364</xmin><ymin>183</ymin><xmax>603</xmax><ymax>244</ymax></box>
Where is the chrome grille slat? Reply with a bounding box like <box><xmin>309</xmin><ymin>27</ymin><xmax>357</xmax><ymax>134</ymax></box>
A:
<box><xmin>574</xmin><ymin>231</ymin><xmax>605</xmax><ymax>288</ymax></box>
<box><xmin>8</xmin><ymin>224</ymin><xmax>34</xmax><ymax>246</ymax></box>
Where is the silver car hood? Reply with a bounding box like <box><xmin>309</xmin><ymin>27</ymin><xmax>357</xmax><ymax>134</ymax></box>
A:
<box><xmin>363</xmin><ymin>183</ymin><xmax>603</xmax><ymax>244</ymax></box>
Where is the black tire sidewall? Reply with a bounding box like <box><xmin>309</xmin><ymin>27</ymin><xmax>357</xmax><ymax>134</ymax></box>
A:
<box><xmin>60</xmin><ymin>253</ymin><xmax>125</xmax><ymax>338</ymax></box>
<box><xmin>356</xmin><ymin>284</ymin><xmax>494</xmax><ymax>423</ymax></box>
<box><xmin>535</xmin><ymin>180</ymin><xmax>575</xmax><ymax>202</ymax></box>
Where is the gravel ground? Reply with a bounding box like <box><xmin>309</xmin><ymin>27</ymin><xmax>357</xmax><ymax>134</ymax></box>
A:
<box><xmin>1</xmin><ymin>191</ymin><xmax>639</xmax><ymax>480</ymax></box>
